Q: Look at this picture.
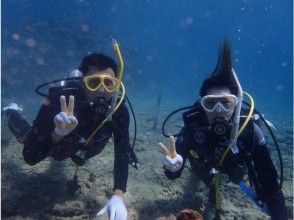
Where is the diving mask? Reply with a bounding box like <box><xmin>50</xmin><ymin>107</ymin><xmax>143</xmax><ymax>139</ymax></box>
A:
<box><xmin>200</xmin><ymin>94</ymin><xmax>238</xmax><ymax>113</ymax></box>
<box><xmin>84</xmin><ymin>74</ymin><xmax>120</xmax><ymax>93</ymax></box>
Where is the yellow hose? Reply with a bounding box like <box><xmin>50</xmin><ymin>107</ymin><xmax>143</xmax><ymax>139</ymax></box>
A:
<box><xmin>238</xmin><ymin>92</ymin><xmax>254</xmax><ymax>135</ymax></box>
<box><xmin>74</xmin><ymin>39</ymin><xmax>125</xmax><ymax>179</ymax></box>
<box><xmin>84</xmin><ymin>39</ymin><xmax>125</xmax><ymax>146</ymax></box>
<box><xmin>112</xmin><ymin>39</ymin><xmax>124</xmax><ymax>82</ymax></box>
<box><xmin>215</xmin><ymin>91</ymin><xmax>255</xmax><ymax>211</ymax></box>
<box><xmin>218</xmin><ymin>91</ymin><xmax>254</xmax><ymax>166</ymax></box>
<box><xmin>85</xmin><ymin>82</ymin><xmax>126</xmax><ymax>146</ymax></box>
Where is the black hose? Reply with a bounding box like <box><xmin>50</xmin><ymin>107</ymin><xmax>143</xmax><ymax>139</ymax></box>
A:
<box><xmin>161</xmin><ymin>106</ymin><xmax>195</xmax><ymax>138</ymax></box>
<box><xmin>243</xmin><ymin>101</ymin><xmax>283</xmax><ymax>188</ymax></box>
<box><xmin>125</xmin><ymin>95</ymin><xmax>137</xmax><ymax>150</ymax></box>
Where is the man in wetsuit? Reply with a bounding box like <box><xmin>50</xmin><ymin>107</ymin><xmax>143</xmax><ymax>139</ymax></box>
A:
<box><xmin>3</xmin><ymin>53</ymin><xmax>132</xmax><ymax>220</ymax></box>
<box><xmin>159</xmin><ymin>41</ymin><xmax>287</xmax><ymax>220</ymax></box>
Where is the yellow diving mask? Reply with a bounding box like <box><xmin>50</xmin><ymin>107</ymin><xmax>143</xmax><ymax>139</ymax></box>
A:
<box><xmin>83</xmin><ymin>74</ymin><xmax>120</xmax><ymax>93</ymax></box>
<box><xmin>83</xmin><ymin>39</ymin><xmax>124</xmax><ymax>94</ymax></box>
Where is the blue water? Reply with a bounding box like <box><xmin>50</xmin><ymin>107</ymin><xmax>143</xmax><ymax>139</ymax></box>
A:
<box><xmin>2</xmin><ymin>0</ymin><xmax>292</xmax><ymax>122</ymax></box>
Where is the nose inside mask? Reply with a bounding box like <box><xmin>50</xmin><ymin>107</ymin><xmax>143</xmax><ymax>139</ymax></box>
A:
<box><xmin>214</xmin><ymin>104</ymin><xmax>226</xmax><ymax>113</ymax></box>
<box><xmin>204</xmin><ymin>107</ymin><xmax>234</xmax><ymax>124</ymax></box>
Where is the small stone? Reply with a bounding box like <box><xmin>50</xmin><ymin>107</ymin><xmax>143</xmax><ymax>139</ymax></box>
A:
<box><xmin>89</xmin><ymin>172</ymin><xmax>96</xmax><ymax>182</ymax></box>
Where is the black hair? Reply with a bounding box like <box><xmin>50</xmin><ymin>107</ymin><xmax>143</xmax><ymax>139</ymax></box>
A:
<box><xmin>199</xmin><ymin>40</ymin><xmax>238</xmax><ymax>97</ymax></box>
<box><xmin>78</xmin><ymin>53</ymin><xmax>118</xmax><ymax>76</ymax></box>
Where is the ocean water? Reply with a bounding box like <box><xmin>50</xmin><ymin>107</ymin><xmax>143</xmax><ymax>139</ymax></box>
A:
<box><xmin>1</xmin><ymin>0</ymin><xmax>293</xmax><ymax>219</ymax></box>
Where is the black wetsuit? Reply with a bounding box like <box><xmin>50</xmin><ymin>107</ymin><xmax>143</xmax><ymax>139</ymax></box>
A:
<box><xmin>164</xmin><ymin>106</ymin><xmax>287</xmax><ymax>220</ymax></box>
<box><xmin>5</xmin><ymin>87</ymin><xmax>130</xmax><ymax>192</ymax></box>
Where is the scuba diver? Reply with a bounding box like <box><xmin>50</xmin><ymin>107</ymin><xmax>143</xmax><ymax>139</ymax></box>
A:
<box><xmin>158</xmin><ymin>40</ymin><xmax>287</xmax><ymax>220</ymax></box>
<box><xmin>3</xmin><ymin>40</ymin><xmax>138</xmax><ymax>220</ymax></box>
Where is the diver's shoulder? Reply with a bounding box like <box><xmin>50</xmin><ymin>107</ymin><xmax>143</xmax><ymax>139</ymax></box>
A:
<box><xmin>114</xmin><ymin>101</ymin><xmax>129</xmax><ymax>117</ymax></box>
<box><xmin>183</xmin><ymin>104</ymin><xmax>206</xmax><ymax>125</ymax></box>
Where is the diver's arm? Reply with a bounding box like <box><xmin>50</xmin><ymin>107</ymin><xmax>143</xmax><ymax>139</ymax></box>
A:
<box><xmin>96</xmin><ymin>103</ymin><xmax>129</xmax><ymax>220</ymax></box>
<box><xmin>51</xmin><ymin>130</ymin><xmax>64</xmax><ymax>143</ymax></box>
<box><xmin>164</xmin><ymin>129</ymin><xmax>189</xmax><ymax>180</ymax></box>
<box><xmin>112</xmin><ymin>103</ymin><xmax>130</xmax><ymax>193</ymax></box>
<box><xmin>23</xmin><ymin>102</ymin><xmax>57</xmax><ymax>166</ymax></box>
<box><xmin>251</xmin><ymin>123</ymin><xmax>287</xmax><ymax>220</ymax></box>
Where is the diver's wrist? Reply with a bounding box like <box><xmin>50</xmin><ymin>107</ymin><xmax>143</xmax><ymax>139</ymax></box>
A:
<box><xmin>51</xmin><ymin>130</ymin><xmax>63</xmax><ymax>143</ymax></box>
<box><xmin>113</xmin><ymin>189</ymin><xmax>124</xmax><ymax>197</ymax></box>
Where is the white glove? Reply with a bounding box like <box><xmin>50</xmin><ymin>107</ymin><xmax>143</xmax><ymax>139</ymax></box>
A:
<box><xmin>164</xmin><ymin>154</ymin><xmax>183</xmax><ymax>172</ymax></box>
<box><xmin>97</xmin><ymin>195</ymin><xmax>127</xmax><ymax>220</ymax></box>
<box><xmin>158</xmin><ymin>136</ymin><xmax>183</xmax><ymax>172</ymax></box>
<box><xmin>53</xmin><ymin>95</ymin><xmax>78</xmax><ymax>137</ymax></box>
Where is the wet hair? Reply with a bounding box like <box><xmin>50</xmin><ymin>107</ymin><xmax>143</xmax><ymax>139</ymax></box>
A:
<box><xmin>199</xmin><ymin>40</ymin><xmax>238</xmax><ymax>97</ymax></box>
<box><xmin>78</xmin><ymin>53</ymin><xmax>118</xmax><ymax>76</ymax></box>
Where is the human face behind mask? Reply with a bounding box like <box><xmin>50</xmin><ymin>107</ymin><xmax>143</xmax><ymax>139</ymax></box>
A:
<box><xmin>84</xmin><ymin>67</ymin><xmax>119</xmax><ymax>100</ymax></box>
<box><xmin>201</xmin><ymin>87</ymin><xmax>238</xmax><ymax>124</ymax></box>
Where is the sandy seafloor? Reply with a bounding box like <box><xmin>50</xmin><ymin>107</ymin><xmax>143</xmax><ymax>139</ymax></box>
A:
<box><xmin>1</xmin><ymin>107</ymin><xmax>293</xmax><ymax>220</ymax></box>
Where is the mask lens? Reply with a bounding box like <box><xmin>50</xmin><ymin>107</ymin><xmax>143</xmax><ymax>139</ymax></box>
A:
<box><xmin>103</xmin><ymin>77</ymin><xmax>116</xmax><ymax>90</ymax></box>
<box><xmin>102</xmin><ymin>76</ymin><xmax>119</xmax><ymax>92</ymax></box>
<box><xmin>86</xmin><ymin>77</ymin><xmax>101</xmax><ymax>90</ymax></box>
<box><xmin>220</xmin><ymin>97</ymin><xmax>235</xmax><ymax>111</ymax></box>
<box><xmin>201</xmin><ymin>95</ymin><xmax>237</xmax><ymax>112</ymax></box>
<box><xmin>202</xmin><ymin>98</ymin><xmax>219</xmax><ymax>111</ymax></box>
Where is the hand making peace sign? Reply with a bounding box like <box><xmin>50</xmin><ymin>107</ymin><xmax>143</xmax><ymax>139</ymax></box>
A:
<box><xmin>53</xmin><ymin>95</ymin><xmax>78</xmax><ymax>137</ymax></box>
<box><xmin>158</xmin><ymin>136</ymin><xmax>183</xmax><ymax>172</ymax></box>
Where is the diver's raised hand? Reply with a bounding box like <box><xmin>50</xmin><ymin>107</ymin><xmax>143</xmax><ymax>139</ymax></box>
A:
<box><xmin>97</xmin><ymin>195</ymin><xmax>127</xmax><ymax>220</ymax></box>
<box><xmin>53</xmin><ymin>95</ymin><xmax>78</xmax><ymax>137</ymax></box>
<box><xmin>158</xmin><ymin>136</ymin><xmax>183</xmax><ymax>172</ymax></box>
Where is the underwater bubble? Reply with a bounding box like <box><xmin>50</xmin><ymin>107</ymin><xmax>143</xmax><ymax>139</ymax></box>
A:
<box><xmin>38</xmin><ymin>43</ymin><xmax>51</xmax><ymax>54</ymax></box>
<box><xmin>14</xmin><ymin>48</ymin><xmax>20</xmax><ymax>55</ymax></box>
<box><xmin>25</xmin><ymin>25</ymin><xmax>34</xmax><ymax>32</ymax></box>
<box><xmin>42</xmin><ymin>98</ymin><xmax>51</xmax><ymax>106</ymax></box>
<box><xmin>25</xmin><ymin>38</ymin><xmax>36</xmax><ymax>47</ymax></box>
<box><xmin>179</xmin><ymin>20</ymin><xmax>186</xmax><ymax>28</ymax></box>
<box><xmin>186</xmin><ymin>17</ymin><xmax>193</xmax><ymax>25</ymax></box>
<box><xmin>137</xmin><ymin>69</ymin><xmax>143</xmax><ymax>75</ymax></box>
<box><xmin>204</xmin><ymin>10</ymin><xmax>211</xmax><ymax>17</ymax></box>
<box><xmin>276</xmin><ymin>85</ymin><xmax>283</xmax><ymax>91</ymax></box>
<box><xmin>6</xmin><ymin>77</ymin><xmax>20</xmax><ymax>86</ymax></box>
<box><xmin>37</xmin><ymin>58</ymin><xmax>45</xmax><ymax>65</ymax></box>
<box><xmin>5</xmin><ymin>48</ymin><xmax>20</xmax><ymax>57</ymax></box>
<box><xmin>281</xmin><ymin>62</ymin><xmax>288</xmax><ymax>67</ymax></box>
<box><xmin>111</xmin><ymin>6</ymin><xmax>116</xmax><ymax>12</ymax></box>
<box><xmin>12</xmin><ymin>33</ymin><xmax>20</xmax><ymax>41</ymax></box>
<box><xmin>3</xmin><ymin>72</ymin><xmax>21</xmax><ymax>86</ymax></box>
<box><xmin>146</xmin><ymin>55</ymin><xmax>154</xmax><ymax>62</ymax></box>
<box><xmin>10</xmin><ymin>67</ymin><xmax>18</xmax><ymax>75</ymax></box>
<box><xmin>81</xmin><ymin>24</ymin><xmax>90</xmax><ymax>32</ymax></box>
<box><xmin>125</xmin><ymin>74</ymin><xmax>131</xmax><ymax>82</ymax></box>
